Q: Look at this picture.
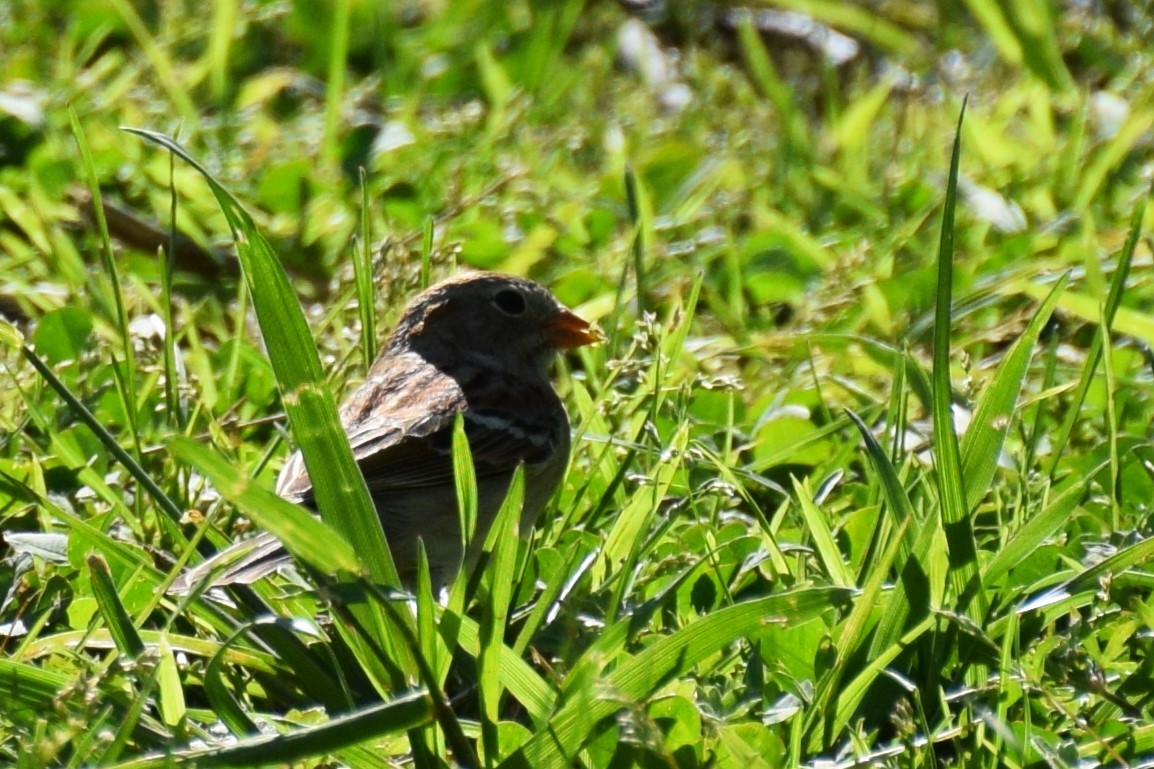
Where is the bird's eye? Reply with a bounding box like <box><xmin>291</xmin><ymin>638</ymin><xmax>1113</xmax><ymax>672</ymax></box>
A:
<box><xmin>493</xmin><ymin>288</ymin><xmax>527</xmax><ymax>315</ymax></box>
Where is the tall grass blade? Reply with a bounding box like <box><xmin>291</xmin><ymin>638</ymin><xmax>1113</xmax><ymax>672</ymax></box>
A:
<box><xmin>1046</xmin><ymin>193</ymin><xmax>1146</xmax><ymax>477</ymax></box>
<box><xmin>846</xmin><ymin>409</ymin><xmax>934</xmax><ymax>664</ymax></box>
<box><xmin>123</xmin><ymin>128</ymin><xmax>398</xmax><ymax>588</ymax></box>
<box><xmin>70</xmin><ymin>109</ymin><xmax>140</xmax><ymax>455</ymax></box>
<box><xmin>1006</xmin><ymin>1</ymin><xmax>1073</xmax><ymax>91</ymax></box>
<box><xmin>207</xmin><ymin>0</ymin><xmax>238</xmax><ymax>101</ymax></box>
<box><xmin>321</xmin><ymin>0</ymin><xmax>351</xmax><ymax>173</ymax></box>
<box><xmin>21</xmin><ymin>343</ymin><xmax>184</xmax><ymax>529</ymax></box>
<box><xmin>413</xmin><ymin>546</ymin><xmax>445</xmax><ymax>761</ymax></box>
<box><xmin>160</xmin><ymin>150</ymin><xmax>186</xmax><ymax>430</ymax></box>
<box><xmin>931</xmin><ymin>99</ymin><xmax>984</xmax><ymax>620</ymax></box>
<box><xmin>807</xmin><ymin>511</ymin><xmax>910</xmax><ymax>750</ymax></box>
<box><xmin>960</xmin><ymin>273</ymin><xmax>1068</xmax><ymax>510</ymax></box>
<box><xmin>452</xmin><ymin>413</ymin><xmax>479</xmax><ymax>564</ymax></box>
<box><xmin>624</xmin><ymin>166</ymin><xmax>647</xmax><ymax>316</ymax></box>
<box><xmin>959</xmin><ymin>0</ymin><xmax>1023</xmax><ymax>67</ymax></box>
<box><xmin>355</xmin><ymin>167</ymin><xmax>377</xmax><ymax>365</ymax></box>
<box><xmin>124</xmin><ymin>129</ymin><xmax>411</xmax><ymax>699</ymax></box>
<box><xmin>478</xmin><ymin>468</ymin><xmax>525</xmax><ymax>767</ymax></box>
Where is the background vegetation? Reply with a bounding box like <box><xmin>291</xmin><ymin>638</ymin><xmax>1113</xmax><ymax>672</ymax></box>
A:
<box><xmin>1</xmin><ymin>1</ymin><xmax>1153</xmax><ymax>766</ymax></box>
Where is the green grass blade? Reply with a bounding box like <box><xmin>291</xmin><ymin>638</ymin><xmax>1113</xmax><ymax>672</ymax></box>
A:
<box><xmin>807</xmin><ymin>514</ymin><xmax>910</xmax><ymax>750</ymax></box>
<box><xmin>605</xmin><ymin>422</ymin><xmax>687</xmax><ymax>617</ymax></box>
<box><xmin>0</xmin><ymin>657</ymin><xmax>70</xmax><ymax>714</ymax></box>
<box><xmin>124</xmin><ymin>128</ymin><xmax>398</xmax><ymax>589</ymax></box>
<box><xmin>21</xmin><ymin>343</ymin><xmax>185</xmax><ymax>530</ymax></box>
<box><xmin>777</xmin><ymin>2</ymin><xmax>917</xmax><ymax>54</ymax></box>
<box><xmin>1005</xmin><ymin>0</ymin><xmax>1074</xmax><ymax>91</ymax></box>
<box><xmin>830</xmin><ymin>615</ymin><xmax>937</xmax><ymax>740</ymax></box>
<box><xmin>154</xmin><ymin>634</ymin><xmax>184</xmax><ymax>730</ymax></box>
<box><xmin>70</xmin><ymin>109</ymin><xmax>140</xmax><ymax>455</ymax></box>
<box><xmin>982</xmin><ymin>464</ymin><xmax>1103</xmax><ymax>586</ymax></box>
<box><xmin>413</xmin><ymin>546</ymin><xmax>445</xmax><ymax>761</ymax></box>
<box><xmin>448</xmin><ymin>414</ymin><xmax>481</xmax><ymax>622</ymax></box>
<box><xmin>321</xmin><ymin>0</ymin><xmax>351</xmax><ymax>173</ymax></box>
<box><xmin>450</xmin><ymin>610</ymin><xmax>557</xmax><ymax>722</ymax></box>
<box><xmin>960</xmin><ymin>273</ymin><xmax>1069</xmax><ymax>511</ymax></box>
<box><xmin>931</xmin><ymin>99</ymin><xmax>984</xmax><ymax>620</ymax></box>
<box><xmin>624</xmin><ymin>166</ymin><xmax>647</xmax><ymax>315</ymax></box>
<box><xmin>160</xmin><ymin>150</ymin><xmax>185</xmax><ymax>431</ymax></box>
<box><xmin>846</xmin><ymin>409</ymin><xmax>934</xmax><ymax>663</ymax></box>
<box><xmin>87</xmin><ymin>553</ymin><xmax>146</xmax><ymax>659</ymax></box>
<box><xmin>107</xmin><ymin>693</ymin><xmax>435</xmax><ymax>769</ymax></box>
<box><xmin>17</xmin><ymin>628</ymin><xmax>281</xmax><ymax>672</ymax></box>
<box><xmin>1024</xmin><ymin>329</ymin><xmax>1061</xmax><ymax>472</ymax></box>
<box><xmin>206</xmin><ymin>0</ymin><xmax>237</xmax><ymax>101</ymax></box>
<box><xmin>478</xmin><ymin>467</ymin><xmax>525</xmax><ymax>767</ymax></box>
<box><xmin>792</xmin><ymin>476</ymin><xmax>853</xmax><ymax>588</ymax></box>
<box><xmin>960</xmin><ymin>0</ymin><xmax>1023</xmax><ymax>67</ymax></box>
<box><xmin>1073</xmin><ymin>110</ymin><xmax>1154</xmax><ymax>212</ymax></box>
<box><xmin>1046</xmin><ymin>194</ymin><xmax>1145</xmax><ymax>477</ymax></box>
<box><xmin>1101</xmin><ymin>303</ymin><xmax>1120</xmax><ymax>527</ymax></box>
<box><xmin>355</xmin><ymin>167</ymin><xmax>377</xmax><ymax>365</ymax></box>
<box><xmin>168</xmin><ymin>436</ymin><xmax>359</xmax><ymax>577</ymax></box>
<box><xmin>1022</xmin><ymin>522</ymin><xmax>1154</xmax><ymax>612</ymax></box>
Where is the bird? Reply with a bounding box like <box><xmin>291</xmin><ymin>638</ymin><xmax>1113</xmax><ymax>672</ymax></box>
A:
<box><xmin>172</xmin><ymin>272</ymin><xmax>603</xmax><ymax>592</ymax></box>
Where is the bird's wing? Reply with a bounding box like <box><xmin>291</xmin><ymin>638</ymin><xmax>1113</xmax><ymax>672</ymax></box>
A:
<box><xmin>276</xmin><ymin>352</ymin><xmax>564</xmax><ymax>502</ymax></box>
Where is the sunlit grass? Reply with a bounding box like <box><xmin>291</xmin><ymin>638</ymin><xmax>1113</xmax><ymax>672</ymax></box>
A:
<box><xmin>1</xmin><ymin>2</ymin><xmax>1153</xmax><ymax>768</ymax></box>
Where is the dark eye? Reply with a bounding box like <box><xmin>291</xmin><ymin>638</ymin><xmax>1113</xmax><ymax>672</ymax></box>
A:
<box><xmin>493</xmin><ymin>288</ymin><xmax>527</xmax><ymax>315</ymax></box>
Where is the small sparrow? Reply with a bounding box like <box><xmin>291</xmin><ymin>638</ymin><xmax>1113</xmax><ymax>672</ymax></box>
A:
<box><xmin>174</xmin><ymin>272</ymin><xmax>602</xmax><ymax>591</ymax></box>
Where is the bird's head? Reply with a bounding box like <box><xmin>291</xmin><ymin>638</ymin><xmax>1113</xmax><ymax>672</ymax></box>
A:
<box><xmin>388</xmin><ymin>273</ymin><xmax>603</xmax><ymax>375</ymax></box>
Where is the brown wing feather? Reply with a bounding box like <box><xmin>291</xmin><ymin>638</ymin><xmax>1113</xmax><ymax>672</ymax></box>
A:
<box><xmin>276</xmin><ymin>350</ymin><xmax>566</xmax><ymax>503</ymax></box>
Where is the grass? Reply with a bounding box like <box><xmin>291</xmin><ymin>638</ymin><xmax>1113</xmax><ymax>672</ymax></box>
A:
<box><xmin>2</xmin><ymin>1</ymin><xmax>1154</xmax><ymax>767</ymax></box>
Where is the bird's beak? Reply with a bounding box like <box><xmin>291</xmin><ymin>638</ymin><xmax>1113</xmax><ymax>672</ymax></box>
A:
<box><xmin>546</xmin><ymin>309</ymin><xmax>605</xmax><ymax>349</ymax></box>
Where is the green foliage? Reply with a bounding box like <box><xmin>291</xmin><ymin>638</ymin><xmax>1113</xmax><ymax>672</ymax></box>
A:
<box><xmin>2</xmin><ymin>1</ymin><xmax>1153</xmax><ymax>768</ymax></box>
